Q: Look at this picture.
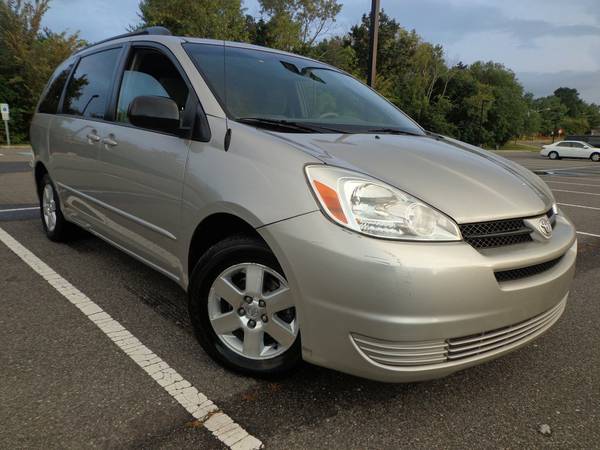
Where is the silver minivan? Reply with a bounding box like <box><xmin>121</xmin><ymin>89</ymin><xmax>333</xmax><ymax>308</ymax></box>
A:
<box><xmin>30</xmin><ymin>27</ymin><xmax>576</xmax><ymax>382</ymax></box>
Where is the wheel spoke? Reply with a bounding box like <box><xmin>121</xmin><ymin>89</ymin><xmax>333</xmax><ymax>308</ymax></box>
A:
<box><xmin>263</xmin><ymin>286</ymin><xmax>294</xmax><ymax>313</ymax></box>
<box><xmin>264</xmin><ymin>318</ymin><xmax>296</xmax><ymax>348</ymax></box>
<box><xmin>44</xmin><ymin>185</ymin><xmax>52</xmax><ymax>204</ymax></box>
<box><xmin>212</xmin><ymin>276</ymin><xmax>244</xmax><ymax>306</ymax></box>
<box><xmin>244</xmin><ymin>265</ymin><xmax>264</xmax><ymax>297</ymax></box>
<box><xmin>210</xmin><ymin>311</ymin><xmax>241</xmax><ymax>334</ymax></box>
<box><xmin>264</xmin><ymin>286</ymin><xmax>294</xmax><ymax>312</ymax></box>
<box><xmin>242</xmin><ymin>329</ymin><xmax>264</xmax><ymax>357</ymax></box>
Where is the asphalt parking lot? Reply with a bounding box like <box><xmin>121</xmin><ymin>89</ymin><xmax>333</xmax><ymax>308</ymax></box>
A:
<box><xmin>1</xmin><ymin>147</ymin><xmax>599</xmax><ymax>449</ymax></box>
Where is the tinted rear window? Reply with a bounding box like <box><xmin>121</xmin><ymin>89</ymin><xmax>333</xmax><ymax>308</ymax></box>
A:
<box><xmin>63</xmin><ymin>48</ymin><xmax>121</xmax><ymax>119</ymax></box>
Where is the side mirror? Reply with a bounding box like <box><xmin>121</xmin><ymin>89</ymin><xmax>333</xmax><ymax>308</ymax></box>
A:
<box><xmin>128</xmin><ymin>95</ymin><xmax>180</xmax><ymax>134</ymax></box>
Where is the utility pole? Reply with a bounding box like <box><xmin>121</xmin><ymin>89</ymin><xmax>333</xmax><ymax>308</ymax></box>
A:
<box><xmin>367</xmin><ymin>0</ymin><xmax>380</xmax><ymax>87</ymax></box>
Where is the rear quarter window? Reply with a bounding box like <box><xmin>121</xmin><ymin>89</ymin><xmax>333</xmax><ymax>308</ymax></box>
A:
<box><xmin>38</xmin><ymin>61</ymin><xmax>74</xmax><ymax>114</ymax></box>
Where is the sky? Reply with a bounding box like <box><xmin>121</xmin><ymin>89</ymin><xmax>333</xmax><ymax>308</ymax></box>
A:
<box><xmin>42</xmin><ymin>0</ymin><xmax>600</xmax><ymax>103</ymax></box>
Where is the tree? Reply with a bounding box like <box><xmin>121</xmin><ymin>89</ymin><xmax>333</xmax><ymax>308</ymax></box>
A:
<box><xmin>135</xmin><ymin>0</ymin><xmax>249</xmax><ymax>40</ymax></box>
<box><xmin>308</xmin><ymin>35</ymin><xmax>357</xmax><ymax>74</ymax></box>
<box><xmin>583</xmin><ymin>103</ymin><xmax>600</xmax><ymax>130</ymax></box>
<box><xmin>534</xmin><ymin>96</ymin><xmax>567</xmax><ymax>136</ymax></box>
<box><xmin>553</xmin><ymin>87</ymin><xmax>584</xmax><ymax>118</ymax></box>
<box><xmin>467</xmin><ymin>62</ymin><xmax>528</xmax><ymax>146</ymax></box>
<box><xmin>0</xmin><ymin>0</ymin><xmax>83</xmax><ymax>143</ymax></box>
<box><xmin>255</xmin><ymin>0</ymin><xmax>342</xmax><ymax>52</ymax></box>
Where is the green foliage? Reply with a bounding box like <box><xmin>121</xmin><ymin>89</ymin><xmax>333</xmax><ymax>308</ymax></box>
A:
<box><xmin>0</xmin><ymin>0</ymin><xmax>84</xmax><ymax>143</ymax></box>
<box><xmin>136</xmin><ymin>0</ymin><xmax>248</xmax><ymax>40</ymax></box>
<box><xmin>249</xmin><ymin>0</ymin><xmax>342</xmax><ymax>52</ymax></box>
<box><xmin>307</xmin><ymin>36</ymin><xmax>357</xmax><ymax>74</ymax></box>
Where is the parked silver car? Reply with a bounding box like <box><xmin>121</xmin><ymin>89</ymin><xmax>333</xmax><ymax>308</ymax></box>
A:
<box><xmin>30</xmin><ymin>27</ymin><xmax>576</xmax><ymax>382</ymax></box>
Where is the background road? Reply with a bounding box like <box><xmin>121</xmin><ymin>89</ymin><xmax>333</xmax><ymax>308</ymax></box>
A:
<box><xmin>1</xmin><ymin>148</ymin><xmax>599</xmax><ymax>449</ymax></box>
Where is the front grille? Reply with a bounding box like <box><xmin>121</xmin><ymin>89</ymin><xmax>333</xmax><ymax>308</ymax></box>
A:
<box><xmin>447</xmin><ymin>300</ymin><xmax>565</xmax><ymax>360</ymax></box>
<box><xmin>459</xmin><ymin>208</ymin><xmax>555</xmax><ymax>249</ymax></box>
<box><xmin>352</xmin><ymin>300</ymin><xmax>565</xmax><ymax>368</ymax></box>
<box><xmin>459</xmin><ymin>218</ymin><xmax>532</xmax><ymax>248</ymax></box>
<box><xmin>494</xmin><ymin>256</ymin><xmax>563</xmax><ymax>282</ymax></box>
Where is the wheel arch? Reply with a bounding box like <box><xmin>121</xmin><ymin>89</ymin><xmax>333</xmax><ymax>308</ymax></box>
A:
<box><xmin>34</xmin><ymin>161</ymin><xmax>49</xmax><ymax>198</ymax></box>
<box><xmin>187</xmin><ymin>212</ymin><xmax>270</xmax><ymax>280</ymax></box>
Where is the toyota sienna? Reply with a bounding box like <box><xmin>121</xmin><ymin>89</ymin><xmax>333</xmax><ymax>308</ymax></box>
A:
<box><xmin>30</xmin><ymin>27</ymin><xmax>576</xmax><ymax>382</ymax></box>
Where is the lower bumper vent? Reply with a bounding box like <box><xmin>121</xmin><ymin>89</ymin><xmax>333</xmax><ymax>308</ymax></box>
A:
<box><xmin>351</xmin><ymin>300</ymin><xmax>565</xmax><ymax>368</ymax></box>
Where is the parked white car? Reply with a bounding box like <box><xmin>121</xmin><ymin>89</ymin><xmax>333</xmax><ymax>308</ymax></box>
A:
<box><xmin>541</xmin><ymin>140</ymin><xmax>600</xmax><ymax>161</ymax></box>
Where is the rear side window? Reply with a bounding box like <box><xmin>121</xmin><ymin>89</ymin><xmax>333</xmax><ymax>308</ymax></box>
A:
<box><xmin>63</xmin><ymin>48</ymin><xmax>121</xmax><ymax>119</ymax></box>
<box><xmin>116</xmin><ymin>48</ymin><xmax>189</xmax><ymax>123</ymax></box>
<box><xmin>38</xmin><ymin>61</ymin><xmax>73</xmax><ymax>114</ymax></box>
<box><xmin>557</xmin><ymin>142</ymin><xmax>570</xmax><ymax>147</ymax></box>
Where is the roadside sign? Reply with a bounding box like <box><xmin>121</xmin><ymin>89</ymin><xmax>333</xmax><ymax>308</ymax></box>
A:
<box><xmin>1</xmin><ymin>104</ymin><xmax>10</xmax><ymax>146</ymax></box>
<box><xmin>0</xmin><ymin>103</ymin><xmax>8</xmax><ymax>121</ymax></box>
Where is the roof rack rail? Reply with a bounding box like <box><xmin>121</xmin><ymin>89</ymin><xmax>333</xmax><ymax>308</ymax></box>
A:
<box><xmin>76</xmin><ymin>26</ymin><xmax>172</xmax><ymax>53</ymax></box>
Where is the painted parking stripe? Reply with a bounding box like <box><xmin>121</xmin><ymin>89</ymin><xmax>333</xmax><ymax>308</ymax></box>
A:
<box><xmin>545</xmin><ymin>180</ymin><xmax>600</xmax><ymax>188</ymax></box>
<box><xmin>540</xmin><ymin>165</ymin><xmax>600</xmax><ymax>172</ymax></box>
<box><xmin>0</xmin><ymin>206</ymin><xmax>39</xmax><ymax>213</ymax></box>
<box><xmin>577</xmin><ymin>231</ymin><xmax>600</xmax><ymax>238</ymax></box>
<box><xmin>0</xmin><ymin>227</ymin><xmax>263</xmax><ymax>450</ymax></box>
<box><xmin>558</xmin><ymin>202</ymin><xmax>600</xmax><ymax>211</ymax></box>
<box><xmin>552</xmin><ymin>189</ymin><xmax>600</xmax><ymax>197</ymax></box>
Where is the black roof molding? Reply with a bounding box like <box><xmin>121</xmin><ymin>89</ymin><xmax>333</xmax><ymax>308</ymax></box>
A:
<box><xmin>76</xmin><ymin>26</ymin><xmax>172</xmax><ymax>54</ymax></box>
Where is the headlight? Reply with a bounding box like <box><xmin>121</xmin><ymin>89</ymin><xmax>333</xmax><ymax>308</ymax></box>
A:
<box><xmin>305</xmin><ymin>165</ymin><xmax>461</xmax><ymax>241</ymax></box>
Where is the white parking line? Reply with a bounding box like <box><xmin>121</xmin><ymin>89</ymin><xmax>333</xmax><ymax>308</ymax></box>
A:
<box><xmin>539</xmin><ymin>165</ymin><xmax>600</xmax><ymax>172</ymax></box>
<box><xmin>0</xmin><ymin>206</ymin><xmax>39</xmax><ymax>213</ymax></box>
<box><xmin>577</xmin><ymin>231</ymin><xmax>600</xmax><ymax>238</ymax></box>
<box><xmin>558</xmin><ymin>202</ymin><xmax>600</xmax><ymax>211</ymax></box>
<box><xmin>545</xmin><ymin>180</ymin><xmax>600</xmax><ymax>188</ymax></box>
<box><xmin>552</xmin><ymin>189</ymin><xmax>600</xmax><ymax>197</ymax></box>
<box><xmin>0</xmin><ymin>227</ymin><xmax>263</xmax><ymax>450</ymax></box>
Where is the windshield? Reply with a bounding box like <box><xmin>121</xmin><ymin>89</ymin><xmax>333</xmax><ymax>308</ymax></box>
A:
<box><xmin>183</xmin><ymin>43</ymin><xmax>424</xmax><ymax>135</ymax></box>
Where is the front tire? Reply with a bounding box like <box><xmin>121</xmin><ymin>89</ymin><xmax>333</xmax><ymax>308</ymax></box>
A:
<box><xmin>591</xmin><ymin>152</ymin><xmax>600</xmax><ymax>162</ymax></box>
<box><xmin>188</xmin><ymin>235</ymin><xmax>301</xmax><ymax>377</ymax></box>
<box><xmin>548</xmin><ymin>151</ymin><xmax>559</xmax><ymax>160</ymax></box>
<box><xmin>40</xmin><ymin>174</ymin><xmax>71</xmax><ymax>242</ymax></box>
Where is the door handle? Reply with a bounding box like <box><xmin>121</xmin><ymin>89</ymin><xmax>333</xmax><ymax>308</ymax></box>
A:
<box><xmin>86</xmin><ymin>131</ymin><xmax>100</xmax><ymax>143</ymax></box>
<box><xmin>102</xmin><ymin>136</ymin><xmax>118</xmax><ymax>147</ymax></box>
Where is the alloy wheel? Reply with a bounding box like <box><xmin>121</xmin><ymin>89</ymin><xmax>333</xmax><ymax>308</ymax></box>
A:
<box><xmin>207</xmin><ymin>263</ymin><xmax>298</xmax><ymax>360</ymax></box>
<box><xmin>42</xmin><ymin>184</ymin><xmax>57</xmax><ymax>232</ymax></box>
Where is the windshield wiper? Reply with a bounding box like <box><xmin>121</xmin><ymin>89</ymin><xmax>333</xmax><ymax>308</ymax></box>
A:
<box><xmin>366</xmin><ymin>127</ymin><xmax>424</xmax><ymax>136</ymax></box>
<box><xmin>236</xmin><ymin>117</ymin><xmax>317</xmax><ymax>133</ymax></box>
<box><xmin>236</xmin><ymin>117</ymin><xmax>346</xmax><ymax>133</ymax></box>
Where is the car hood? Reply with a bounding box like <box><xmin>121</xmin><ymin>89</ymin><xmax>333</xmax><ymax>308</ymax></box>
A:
<box><xmin>273</xmin><ymin>132</ymin><xmax>554</xmax><ymax>223</ymax></box>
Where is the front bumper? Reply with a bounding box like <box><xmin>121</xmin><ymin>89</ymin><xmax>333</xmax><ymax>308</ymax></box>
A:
<box><xmin>259</xmin><ymin>212</ymin><xmax>577</xmax><ymax>382</ymax></box>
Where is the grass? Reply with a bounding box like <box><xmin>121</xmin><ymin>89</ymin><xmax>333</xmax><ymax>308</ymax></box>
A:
<box><xmin>498</xmin><ymin>142</ymin><xmax>541</xmax><ymax>151</ymax></box>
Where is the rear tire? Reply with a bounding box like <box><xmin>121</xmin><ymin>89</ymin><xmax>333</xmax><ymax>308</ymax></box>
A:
<box><xmin>591</xmin><ymin>152</ymin><xmax>600</xmax><ymax>162</ymax></box>
<box><xmin>548</xmin><ymin>151</ymin><xmax>559</xmax><ymax>160</ymax></box>
<box><xmin>188</xmin><ymin>235</ymin><xmax>302</xmax><ymax>378</ymax></box>
<box><xmin>39</xmin><ymin>174</ymin><xmax>71</xmax><ymax>242</ymax></box>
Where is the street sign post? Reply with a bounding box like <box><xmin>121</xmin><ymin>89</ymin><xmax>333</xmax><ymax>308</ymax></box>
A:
<box><xmin>0</xmin><ymin>103</ymin><xmax>10</xmax><ymax>146</ymax></box>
